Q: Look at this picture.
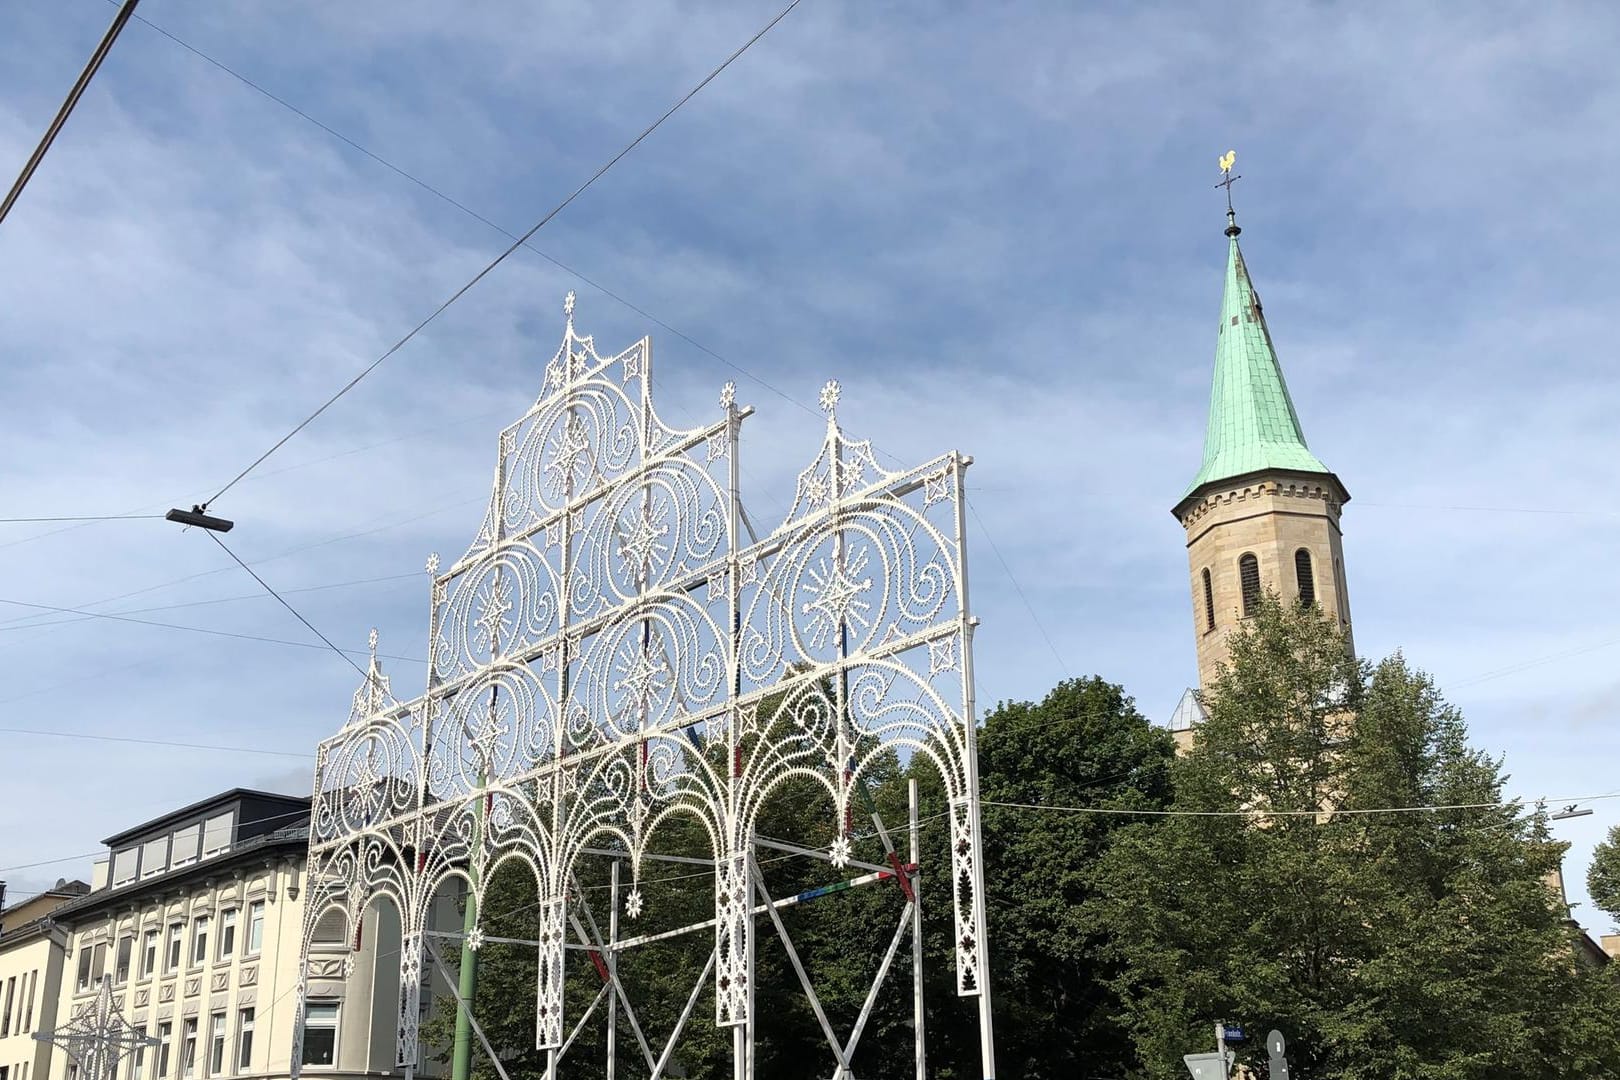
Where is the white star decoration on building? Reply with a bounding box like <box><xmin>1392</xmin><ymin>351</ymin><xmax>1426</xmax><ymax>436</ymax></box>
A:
<box><xmin>32</xmin><ymin>978</ymin><xmax>158</xmax><ymax>1080</ymax></box>
<box><xmin>819</xmin><ymin>379</ymin><xmax>841</xmax><ymax>413</ymax></box>
<box><xmin>563</xmin><ymin>290</ymin><xmax>576</xmax><ymax>318</ymax></box>
<box><xmin>719</xmin><ymin>381</ymin><xmax>736</xmax><ymax>409</ymax></box>
<box><xmin>425</xmin><ymin>552</ymin><xmax>440</xmax><ymax>576</ymax></box>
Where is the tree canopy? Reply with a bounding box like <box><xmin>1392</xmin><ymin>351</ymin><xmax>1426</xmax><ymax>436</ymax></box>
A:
<box><xmin>1094</xmin><ymin>598</ymin><xmax>1620</xmax><ymax>1079</ymax></box>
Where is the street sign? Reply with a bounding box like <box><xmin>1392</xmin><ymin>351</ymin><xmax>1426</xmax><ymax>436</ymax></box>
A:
<box><xmin>1184</xmin><ymin>1051</ymin><xmax>1232</xmax><ymax>1079</ymax></box>
<box><xmin>1267</xmin><ymin>1029</ymin><xmax>1290</xmax><ymax>1080</ymax></box>
<box><xmin>1223</xmin><ymin>1025</ymin><xmax>1246</xmax><ymax>1043</ymax></box>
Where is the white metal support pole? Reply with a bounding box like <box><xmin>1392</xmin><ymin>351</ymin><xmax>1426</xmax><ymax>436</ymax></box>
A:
<box><xmin>954</xmin><ymin>455</ymin><xmax>997</xmax><ymax>1080</ymax></box>
<box><xmin>909</xmin><ymin>777</ymin><xmax>927</xmax><ymax>1080</ymax></box>
<box><xmin>608</xmin><ymin>859</ymin><xmax>619</xmax><ymax>1080</ymax></box>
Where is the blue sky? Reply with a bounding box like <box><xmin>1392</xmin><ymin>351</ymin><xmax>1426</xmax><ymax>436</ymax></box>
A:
<box><xmin>2</xmin><ymin>1</ymin><xmax>1617</xmax><ymax>931</ymax></box>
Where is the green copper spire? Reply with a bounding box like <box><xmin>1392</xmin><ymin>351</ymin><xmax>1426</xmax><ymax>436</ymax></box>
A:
<box><xmin>1183</xmin><ymin>210</ymin><xmax>1332</xmax><ymax>496</ymax></box>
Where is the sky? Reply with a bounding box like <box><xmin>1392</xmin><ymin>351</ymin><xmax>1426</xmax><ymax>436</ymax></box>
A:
<box><xmin>1</xmin><ymin>1</ymin><xmax>1617</xmax><ymax>933</ymax></box>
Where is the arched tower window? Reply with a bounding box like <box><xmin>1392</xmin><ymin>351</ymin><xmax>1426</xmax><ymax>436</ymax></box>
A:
<box><xmin>1201</xmin><ymin>568</ymin><xmax>1215</xmax><ymax>631</ymax></box>
<box><xmin>1295</xmin><ymin>548</ymin><xmax>1315</xmax><ymax>607</ymax></box>
<box><xmin>1238</xmin><ymin>553</ymin><xmax>1260</xmax><ymax>617</ymax></box>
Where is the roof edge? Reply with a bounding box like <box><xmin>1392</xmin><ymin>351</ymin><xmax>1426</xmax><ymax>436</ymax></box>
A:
<box><xmin>102</xmin><ymin>789</ymin><xmax>311</xmax><ymax>847</ymax></box>
<box><xmin>1172</xmin><ymin>466</ymin><xmax>1351</xmax><ymax>521</ymax></box>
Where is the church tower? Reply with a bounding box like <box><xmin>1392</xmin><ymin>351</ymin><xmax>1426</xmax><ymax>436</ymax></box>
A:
<box><xmin>1173</xmin><ymin>199</ymin><xmax>1353</xmax><ymax>694</ymax></box>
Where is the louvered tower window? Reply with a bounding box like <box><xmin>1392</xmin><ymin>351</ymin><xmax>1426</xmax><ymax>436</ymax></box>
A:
<box><xmin>1201</xmin><ymin>568</ymin><xmax>1215</xmax><ymax>631</ymax></box>
<box><xmin>1295</xmin><ymin>549</ymin><xmax>1315</xmax><ymax>607</ymax></box>
<box><xmin>1238</xmin><ymin>553</ymin><xmax>1261</xmax><ymax>617</ymax></box>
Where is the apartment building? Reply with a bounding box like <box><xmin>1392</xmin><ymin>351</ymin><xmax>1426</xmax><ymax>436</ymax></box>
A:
<box><xmin>0</xmin><ymin>881</ymin><xmax>90</xmax><ymax>1080</ymax></box>
<box><xmin>41</xmin><ymin>789</ymin><xmax>444</xmax><ymax>1080</ymax></box>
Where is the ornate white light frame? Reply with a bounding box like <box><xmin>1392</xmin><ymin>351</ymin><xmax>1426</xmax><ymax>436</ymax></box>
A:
<box><xmin>292</xmin><ymin>294</ymin><xmax>994</xmax><ymax>1078</ymax></box>
<box><xmin>34</xmin><ymin>977</ymin><xmax>160</xmax><ymax>1080</ymax></box>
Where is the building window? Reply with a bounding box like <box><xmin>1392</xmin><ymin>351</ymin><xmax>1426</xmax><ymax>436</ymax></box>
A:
<box><xmin>76</xmin><ymin>946</ymin><xmax>93</xmax><ymax>992</ymax></box>
<box><xmin>1238</xmin><ymin>553</ymin><xmax>1261</xmax><ymax>617</ymax></box>
<box><xmin>142</xmin><ymin>930</ymin><xmax>159</xmax><ymax>978</ymax></box>
<box><xmin>190</xmin><ymin>917</ymin><xmax>210</xmax><ymax>968</ymax></box>
<box><xmin>132</xmin><ymin>1029</ymin><xmax>147</xmax><ymax>1080</ymax></box>
<box><xmin>310</xmin><ymin>910</ymin><xmax>347</xmax><ymax>946</ymax></box>
<box><xmin>182</xmin><ymin>1017</ymin><xmax>198</xmax><ymax>1078</ymax></box>
<box><xmin>166</xmin><ymin>924</ymin><xmax>184</xmax><ymax>973</ymax></box>
<box><xmin>207</xmin><ymin>1012</ymin><xmax>227</xmax><ymax>1077</ymax></box>
<box><xmin>157</xmin><ymin>1022</ymin><xmax>173</xmax><ymax>1079</ymax></box>
<box><xmin>92</xmin><ymin>942</ymin><xmax>107</xmax><ymax>985</ymax></box>
<box><xmin>246</xmin><ymin>902</ymin><xmax>265</xmax><ymax>956</ymax></box>
<box><xmin>141</xmin><ymin>837</ymin><xmax>169</xmax><ymax>879</ymax></box>
<box><xmin>235</xmin><ymin>1009</ymin><xmax>255</xmax><ymax>1073</ymax></box>
<box><xmin>112</xmin><ymin>848</ymin><xmax>139</xmax><ymax>888</ymax></box>
<box><xmin>1201</xmin><ymin>568</ymin><xmax>1215</xmax><ymax>631</ymax></box>
<box><xmin>171</xmin><ymin>826</ymin><xmax>201</xmax><ymax>871</ymax></box>
<box><xmin>1335</xmin><ymin>557</ymin><xmax>1349</xmax><ymax>624</ymax></box>
<box><xmin>218</xmin><ymin>911</ymin><xmax>237</xmax><ymax>962</ymax></box>
<box><xmin>202</xmin><ymin>814</ymin><xmax>234</xmax><ymax>860</ymax></box>
<box><xmin>2</xmin><ymin>975</ymin><xmax>14</xmax><ymax>1036</ymax></box>
<box><xmin>300</xmin><ymin>1003</ymin><xmax>339</xmax><ymax>1068</ymax></box>
<box><xmin>22</xmin><ymin>968</ymin><xmax>36</xmax><ymax>1030</ymax></box>
<box><xmin>1295</xmin><ymin>548</ymin><xmax>1315</xmax><ymax>607</ymax></box>
<box><xmin>116</xmin><ymin>935</ymin><xmax>134</xmax><ymax>984</ymax></box>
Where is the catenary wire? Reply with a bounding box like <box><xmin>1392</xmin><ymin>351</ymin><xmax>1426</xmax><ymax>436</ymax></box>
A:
<box><xmin>0</xmin><ymin>514</ymin><xmax>164</xmax><ymax>523</ymax></box>
<box><xmin>0</xmin><ymin>595</ymin><xmax>423</xmax><ymax>664</ymax></box>
<box><xmin>117</xmin><ymin>7</ymin><xmax>819</xmax><ymax>426</ymax></box>
<box><xmin>0</xmin><ymin>571</ymin><xmax>419</xmax><ymax>634</ymax></box>
<box><xmin>0</xmin><ymin>0</ymin><xmax>141</xmax><ymax>226</ymax></box>
<box><xmin>0</xmin><ymin>727</ymin><xmax>315</xmax><ymax>760</ymax></box>
<box><xmin>202</xmin><ymin>0</ymin><xmax>806</xmax><ymax>509</ymax></box>
<box><xmin>205</xmin><ymin>532</ymin><xmax>386</xmax><ymax>686</ymax></box>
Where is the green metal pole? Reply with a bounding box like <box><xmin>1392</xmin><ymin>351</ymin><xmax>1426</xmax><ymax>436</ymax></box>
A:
<box><xmin>451</xmin><ymin>773</ymin><xmax>487</xmax><ymax>1080</ymax></box>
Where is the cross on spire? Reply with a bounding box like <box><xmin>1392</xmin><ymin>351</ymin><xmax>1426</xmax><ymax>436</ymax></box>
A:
<box><xmin>1215</xmin><ymin>149</ymin><xmax>1242</xmax><ymax>237</ymax></box>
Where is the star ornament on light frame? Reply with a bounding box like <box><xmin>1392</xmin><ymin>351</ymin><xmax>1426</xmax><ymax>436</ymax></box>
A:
<box><xmin>819</xmin><ymin>379</ymin><xmax>841</xmax><ymax>413</ymax></box>
<box><xmin>624</xmin><ymin>888</ymin><xmax>645</xmax><ymax>919</ymax></box>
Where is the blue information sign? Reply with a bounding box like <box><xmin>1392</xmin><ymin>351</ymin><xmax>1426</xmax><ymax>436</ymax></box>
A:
<box><xmin>1223</xmin><ymin>1025</ymin><xmax>1246</xmax><ymax>1043</ymax></box>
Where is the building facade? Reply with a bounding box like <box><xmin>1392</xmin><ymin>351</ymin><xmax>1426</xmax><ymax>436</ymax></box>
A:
<box><xmin>1169</xmin><ymin>204</ymin><xmax>1354</xmax><ymax>746</ymax></box>
<box><xmin>0</xmin><ymin>882</ymin><xmax>90</xmax><ymax>1080</ymax></box>
<box><xmin>41</xmin><ymin>790</ymin><xmax>447</xmax><ymax>1080</ymax></box>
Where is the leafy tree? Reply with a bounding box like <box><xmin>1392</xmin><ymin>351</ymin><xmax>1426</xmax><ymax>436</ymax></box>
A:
<box><xmin>1095</xmin><ymin>598</ymin><xmax>1620</xmax><ymax>1079</ymax></box>
<box><xmin>1589</xmin><ymin>826</ymin><xmax>1620</xmax><ymax>929</ymax></box>
<box><xmin>976</xmin><ymin>677</ymin><xmax>1176</xmax><ymax>1078</ymax></box>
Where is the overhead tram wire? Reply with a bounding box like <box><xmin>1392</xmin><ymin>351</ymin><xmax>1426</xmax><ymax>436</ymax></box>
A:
<box><xmin>0</xmin><ymin>0</ymin><xmax>142</xmax><ymax>227</ymax></box>
<box><xmin>0</xmin><ymin>726</ymin><xmax>315</xmax><ymax>760</ymax></box>
<box><xmin>204</xmin><ymin>532</ymin><xmax>389</xmax><ymax>687</ymax></box>
<box><xmin>117</xmin><ymin>5</ymin><xmax>822</xmax><ymax>425</ymax></box>
<box><xmin>0</xmin><ymin>594</ymin><xmax>423</xmax><ymax>664</ymax></box>
<box><xmin>200</xmin><ymin>0</ymin><xmax>807</xmax><ymax>513</ymax></box>
<box><xmin>0</xmin><ymin>513</ymin><xmax>164</xmax><ymax>523</ymax></box>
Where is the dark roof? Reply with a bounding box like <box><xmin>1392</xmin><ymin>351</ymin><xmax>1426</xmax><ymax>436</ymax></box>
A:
<box><xmin>56</xmin><ymin>820</ymin><xmax>311</xmax><ymax>925</ymax></box>
<box><xmin>102</xmin><ymin>789</ymin><xmax>311</xmax><ymax>846</ymax></box>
